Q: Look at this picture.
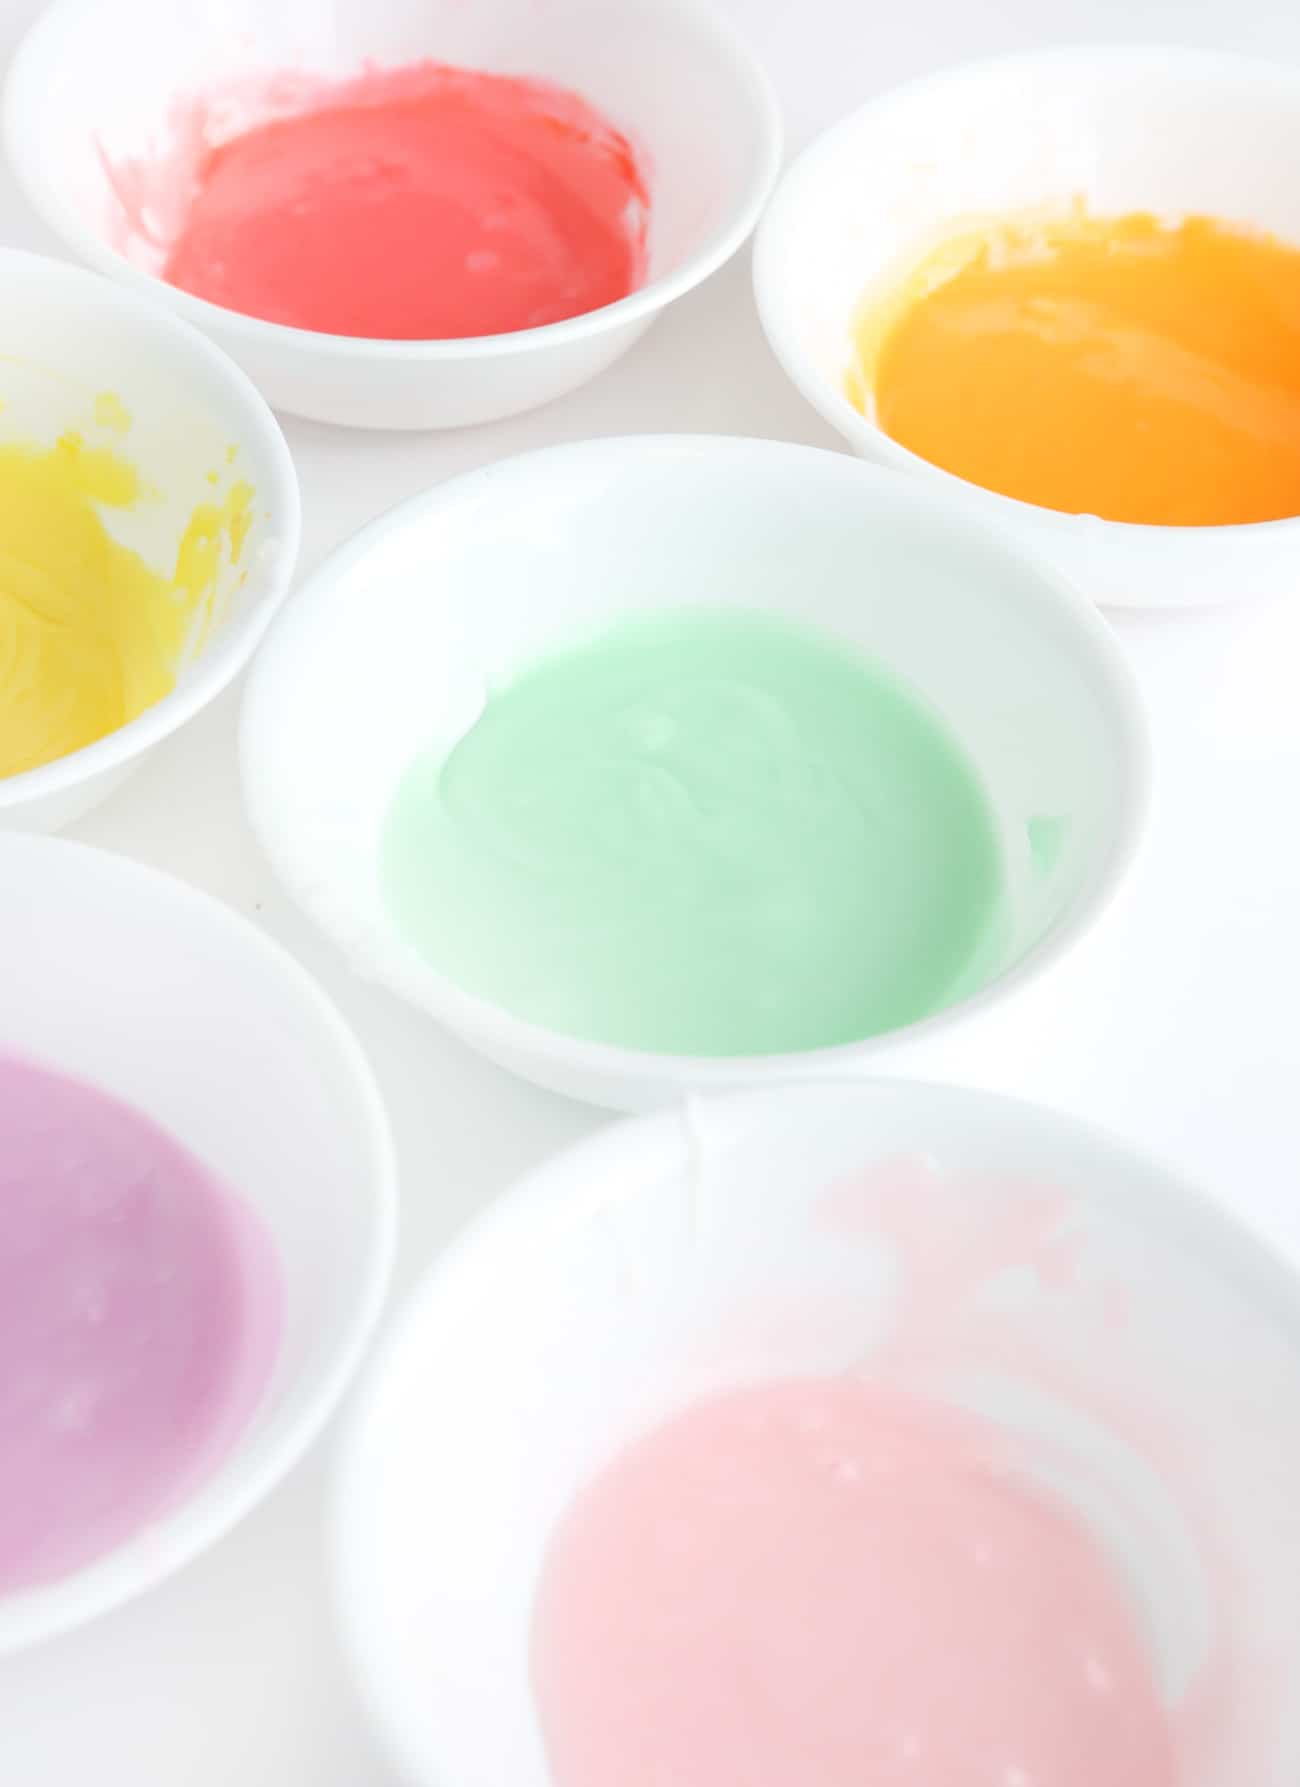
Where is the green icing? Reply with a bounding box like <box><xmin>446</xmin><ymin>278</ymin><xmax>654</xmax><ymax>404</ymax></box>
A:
<box><xmin>382</xmin><ymin>607</ymin><xmax>1008</xmax><ymax>1056</ymax></box>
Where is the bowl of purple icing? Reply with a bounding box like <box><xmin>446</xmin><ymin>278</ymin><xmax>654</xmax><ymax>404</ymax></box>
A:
<box><xmin>0</xmin><ymin>832</ymin><xmax>396</xmax><ymax>1652</ymax></box>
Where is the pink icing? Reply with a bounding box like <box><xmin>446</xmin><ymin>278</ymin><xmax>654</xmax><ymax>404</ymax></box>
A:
<box><xmin>532</xmin><ymin>1376</ymin><xmax>1178</xmax><ymax>1787</ymax></box>
<box><xmin>825</xmin><ymin>1156</ymin><xmax>1241</xmax><ymax>1773</ymax></box>
<box><xmin>0</xmin><ymin>1052</ymin><xmax>281</xmax><ymax>1592</ymax></box>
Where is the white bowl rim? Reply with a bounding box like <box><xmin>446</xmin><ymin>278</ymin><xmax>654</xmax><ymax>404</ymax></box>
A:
<box><xmin>331</xmin><ymin>1073</ymin><xmax>1300</xmax><ymax>1785</ymax></box>
<box><xmin>2</xmin><ymin>0</ymin><xmax>784</xmax><ymax>363</ymax></box>
<box><xmin>240</xmin><ymin>431</ymin><xmax>1152</xmax><ymax>1089</ymax></box>
<box><xmin>0</xmin><ymin>830</ymin><xmax>398</xmax><ymax>1654</ymax></box>
<box><xmin>0</xmin><ymin>245</ymin><xmax>301</xmax><ymax>812</ymax></box>
<box><xmin>753</xmin><ymin>40</ymin><xmax>1300</xmax><ymax>549</ymax></box>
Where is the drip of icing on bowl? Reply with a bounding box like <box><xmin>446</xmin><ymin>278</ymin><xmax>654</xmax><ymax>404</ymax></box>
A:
<box><xmin>105</xmin><ymin>63</ymin><xmax>650</xmax><ymax>340</ymax></box>
<box><xmin>0</xmin><ymin>413</ymin><xmax>252</xmax><ymax>779</ymax></box>
<box><xmin>0</xmin><ymin>1050</ymin><xmax>281</xmax><ymax>1592</ymax></box>
<box><xmin>849</xmin><ymin>205</ymin><xmax>1300</xmax><ymax>526</ymax></box>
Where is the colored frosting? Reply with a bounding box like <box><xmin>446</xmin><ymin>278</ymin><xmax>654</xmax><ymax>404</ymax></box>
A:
<box><xmin>0</xmin><ymin>1051</ymin><xmax>281</xmax><ymax>1592</ymax></box>
<box><xmin>381</xmin><ymin>608</ymin><xmax>1007</xmax><ymax>1056</ymax></box>
<box><xmin>0</xmin><ymin>421</ymin><xmax>251</xmax><ymax>779</ymax></box>
<box><xmin>850</xmin><ymin>207</ymin><xmax>1300</xmax><ymax>526</ymax></box>
<box><xmin>532</xmin><ymin>1377</ymin><xmax>1178</xmax><ymax>1787</ymax></box>
<box><xmin>151</xmin><ymin>63</ymin><xmax>649</xmax><ymax>339</ymax></box>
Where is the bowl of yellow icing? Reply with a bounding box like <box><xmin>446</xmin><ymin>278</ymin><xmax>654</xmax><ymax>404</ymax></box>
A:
<box><xmin>0</xmin><ymin>247</ymin><xmax>298</xmax><ymax>829</ymax></box>
<box><xmin>754</xmin><ymin>46</ymin><xmax>1300</xmax><ymax>609</ymax></box>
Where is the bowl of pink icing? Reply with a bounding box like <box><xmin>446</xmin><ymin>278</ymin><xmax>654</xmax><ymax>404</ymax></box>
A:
<box><xmin>335</xmin><ymin>1080</ymin><xmax>1300</xmax><ymax>1787</ymax></box>
<box><xmin>3</xmin><ymin>0</ymin><xmax>781</xmax><ymax>428</ymax></box>
<box><xmin>0</xmin><ymin>832</ymin><xmax>395</xmax><ymax>1652</ymax></box>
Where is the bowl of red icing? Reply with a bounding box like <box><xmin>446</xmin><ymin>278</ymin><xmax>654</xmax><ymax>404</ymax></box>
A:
<box><xmin>0</xmin><ymin>832</ymin><xmax>395</xmax><ymax>1652</ymax></box>
<box><xmin>4</xmin><ymin>0</ymin><xmax>781</xmax><ymax>428</ymax></box>
<box><xmin>335</xmin><ymin>1079</ymin><xmax>1300</xmax><ymax>1786</ymax></box>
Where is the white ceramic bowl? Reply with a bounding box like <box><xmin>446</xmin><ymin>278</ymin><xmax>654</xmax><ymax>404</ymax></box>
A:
<box><xmin>240</xmin><ymin>434</ymin><xmax>1148</xmax><ymax>1111</ymax></box>
<box><xmin>4</xmin><ymin>0</ymin><xmax>781</xmax><ymax>431</ymax></box>
<box><xmin>754</xmin><ymin>45</ymin><xmax>1300</xmax><ymax>609</ymax></box>
<box><xmin>0</xmin><ymin>247</ymin><xmax>298</xmax><ymax>832</ymax></box>
<box><xmin>0</xmin><ymin>832</ymin><xmax>396</xmax><ymax>1652</ymax></box>
<box><xmin>334</xmin><ymin>1079</ymin><xmax>1300</xmax><ymax>1786</ymax></box>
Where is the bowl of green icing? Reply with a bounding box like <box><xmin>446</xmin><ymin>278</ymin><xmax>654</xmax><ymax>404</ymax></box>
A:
<box><xmin>240</xmin><ymin>435</ymin><xmax>1148</xmax><ymax>1108</ymax></box>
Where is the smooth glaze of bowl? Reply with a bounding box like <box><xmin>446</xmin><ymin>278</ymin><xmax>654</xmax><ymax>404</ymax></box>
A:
<box><xmin>4</xmin><ymin>0</ymin><xmax>782</xmax><ymax>430</ymax></box>
<box><xmin>240</xmin><ymin>434</ymin><xmax>1148</xmax><ymax>1110</ymax></box>
<box><xmin>333</xmin><ymin>1078</ymin><xmax>1300</xmax><ymax>1786</ymax></box>
<box><xmin>754</xmin><ymin>46</ymin><xmax>1300</xmax><ymax>608</ymax></box>
<box><xmin>0</xmin><ymin>247</ymin><xmax>299</xmax><ymax>832</ymax></box>
<box><xmin>0</xmin><ymin>832</ymin><xmax>396</xmax><ymax>1653</ymax></box>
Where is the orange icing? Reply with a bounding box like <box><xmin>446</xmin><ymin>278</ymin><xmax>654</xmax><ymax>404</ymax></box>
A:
<box><xmin>850</xmin><ymin>207</ymin><xmax>1300</xmax><ymax>527</ymax></box>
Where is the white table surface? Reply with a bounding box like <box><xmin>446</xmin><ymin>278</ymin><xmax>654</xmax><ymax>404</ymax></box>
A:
<box><xmin>4</xmin><ymin>0</ymin><xmax>1300</xmax><ymax>1778</ymax></box>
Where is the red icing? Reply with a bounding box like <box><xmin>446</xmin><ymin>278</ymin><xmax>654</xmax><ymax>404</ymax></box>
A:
<box><xmin>160</xmin><ymin>63</ymin><xmax>649</xmax><ymax>340</ymax></box>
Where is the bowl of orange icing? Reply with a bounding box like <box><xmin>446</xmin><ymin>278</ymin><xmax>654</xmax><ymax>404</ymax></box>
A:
<box><xmin>755</xmin><ymin>46</ymin><xmax>1300</xmax><ymax>608</ymax></box>
<box><xmin>0</xmin><ymin>247</ymin><xmax>297</xmax><ymax>831</ymax></box>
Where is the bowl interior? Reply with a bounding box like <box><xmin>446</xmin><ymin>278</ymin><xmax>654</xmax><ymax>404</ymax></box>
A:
<box><xmin>336</xmin><ymin>1080</ymin><xmax>1300</xmax><ymax>1786</ymax></box>
<box><xmin>762</xmin><ymin>50</ymin><xmax>1300</xmax><ymax>435</ymax></box>
<box><xmin>12</xmin><ymin>0</ymin><xmax>771</xmax><ymax>314</ymax></box>
<box><xmin>242</xmin><ymin>436</ymin><xmax>1139</xmax><ymax>1055</ymax></box>
<box><xmin>0</xmin><ymin>835</ymin><xmax>390</xmax><ymax>1649</ymax></box>
<box><xmin>0</xmin><ymin>251</ymin><xmax>290</xmax><ymax>796</ymax></box>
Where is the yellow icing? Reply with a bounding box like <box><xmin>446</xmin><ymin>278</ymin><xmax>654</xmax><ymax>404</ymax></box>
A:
<box><xmin>92</xmin><ymin>391</ymin><xmax>132</xmax><ymax>434</ymax></box>
<box><xmin>0</xmin><ymin>422</ymin><xmax>253</xmax><ymax>779</ymax></box>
